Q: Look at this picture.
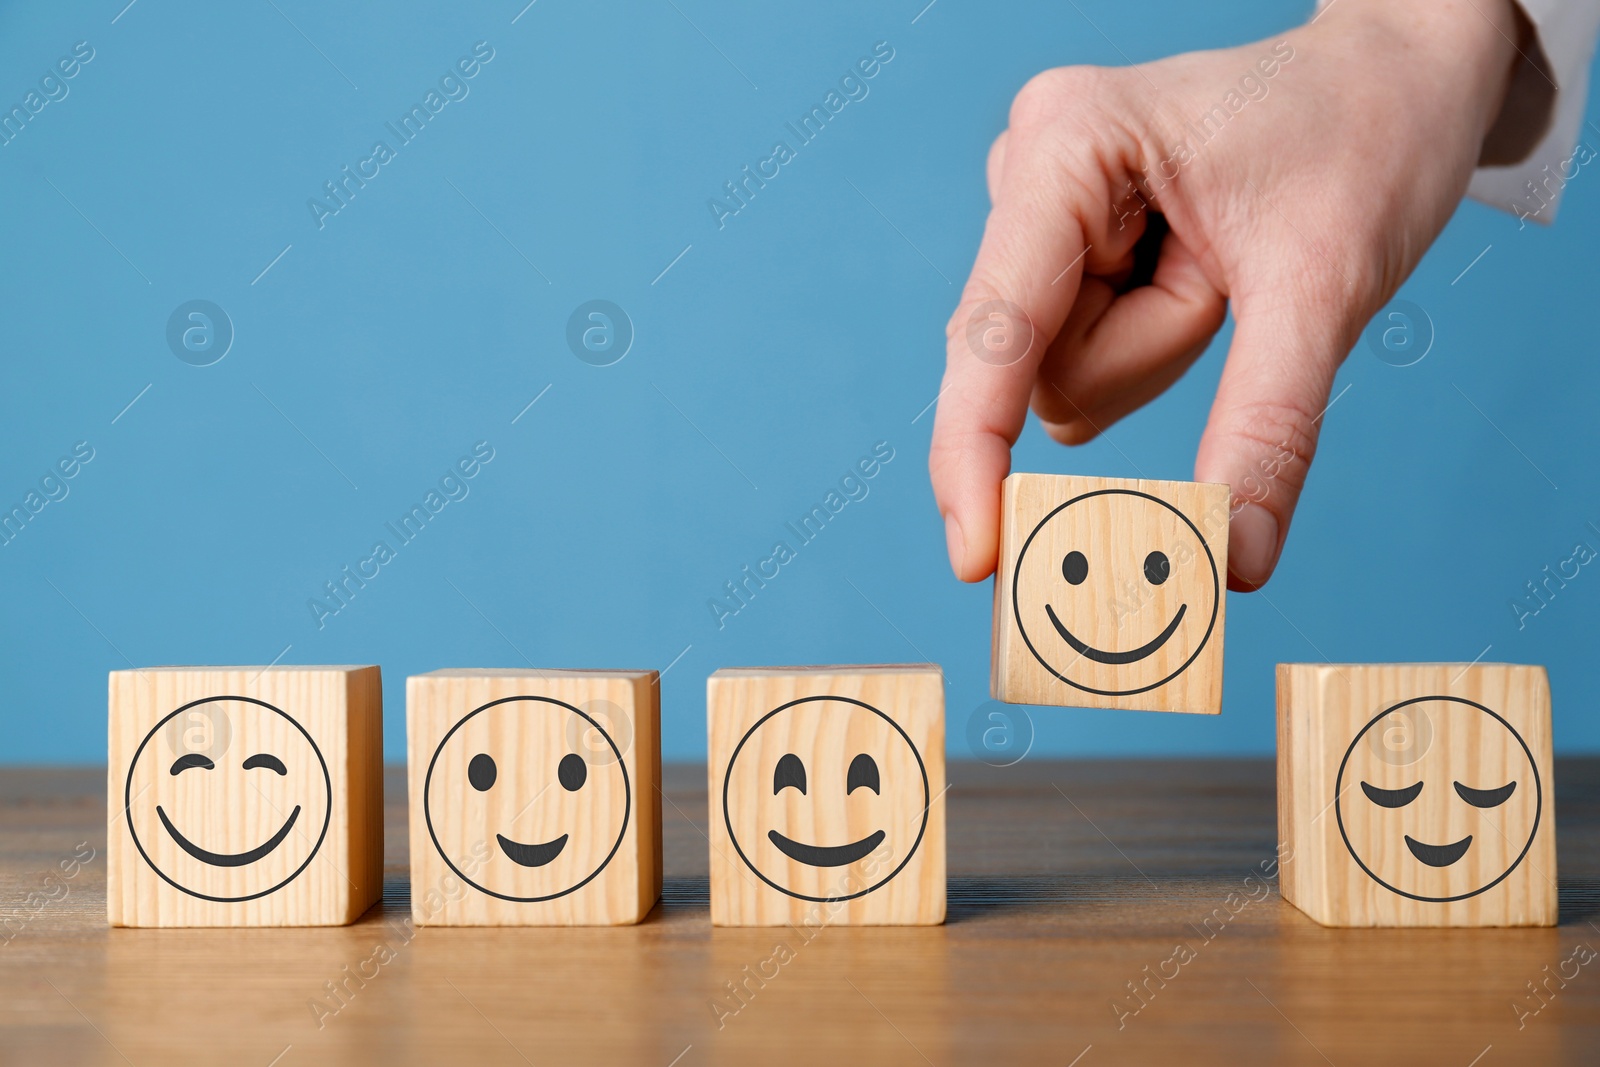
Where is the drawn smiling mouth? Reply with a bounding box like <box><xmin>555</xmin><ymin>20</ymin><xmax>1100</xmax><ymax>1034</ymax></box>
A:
<box><xmin>158</xmin><ymin>804</ymin><xmax>300</xmax><ymax>867</ymax></box>
<box><xmin>768</xmin><ymin>828</ymin><xmax>885</xmax><ymax>867</ymax></box>
<box><xmin>497</xmin><ymin>833</ymin><xmax>569</xmax><ymax>867</ymax></box>
<box><xmin>1405</xmin><ymin>834</ymin><xmax>1473</xmax><ymax>867</ymax></box>
<box><xmin>1046</xmin><ymin>602</ymin><xmax>1187</xmax><ymax>665</ymax></box>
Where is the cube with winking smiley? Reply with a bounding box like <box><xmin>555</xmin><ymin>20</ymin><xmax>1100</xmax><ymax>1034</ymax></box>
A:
<box><xmin>107</xmin><ymin>665</ymin><xmax>384</xmax><ymax>927</ymax></box>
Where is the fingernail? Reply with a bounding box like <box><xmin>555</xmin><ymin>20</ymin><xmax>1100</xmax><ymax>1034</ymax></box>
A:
<box><xmin>1229</xmin><ymin>503</ymin><xmax>1279</xmax><ymax>589</ymax></box>
<box><xmin>944</xmin><ymin>512</ymin><xmax>966</xmax><ymax>575</ymax></box>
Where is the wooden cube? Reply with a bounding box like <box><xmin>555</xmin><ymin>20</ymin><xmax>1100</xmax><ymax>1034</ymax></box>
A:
<box><xmin>991</xmin><ymin>472</ymin><xmax>1229</xmax><ymax>714</ymax></box>
<box><xmin>406</xmin><ymin>669</ymin><xmax>661</xmax><ymax>925</ymax></box>
<box><xmin>1277</xmin><ymin>663</ymin><xmax>1556</xmax><ymax>927</ymax></box>
<box><xmin>708</xmin><ymin>665</ymin><xmax>945</xmax><ymax>926</ymax></box>
<box><xmin>107</xmin><ymin>666</ymin><xmax>383</xmax><ymax>927</ymax></box>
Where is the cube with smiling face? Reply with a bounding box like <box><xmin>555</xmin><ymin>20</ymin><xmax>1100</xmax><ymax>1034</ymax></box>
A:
<box><xmin>992</xmin><ymin>472</ymin><xmax>1229</xmax><ymax>714</ymax></box>
<box><xmin>406</xmin><ymin>669</ymin><xmax>661</xmax><ymax>926</ymax></box>
<box><xmin>708</xmin><ymin>665</ymin><xmax>945</xmax><ymax>926</ymax></box>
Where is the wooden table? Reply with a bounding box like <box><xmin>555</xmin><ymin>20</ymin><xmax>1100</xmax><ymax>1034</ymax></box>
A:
<box><xmin>3</xmin><ymin>759</ymin><xmax>1596</xmax><ymax>1066</ymax></box>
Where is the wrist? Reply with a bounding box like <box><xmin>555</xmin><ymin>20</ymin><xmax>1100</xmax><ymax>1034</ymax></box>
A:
<box><xmin>1307</xmin><ymin>0</ymin><xmax>1522</xmax><ymax>147</ymax></box>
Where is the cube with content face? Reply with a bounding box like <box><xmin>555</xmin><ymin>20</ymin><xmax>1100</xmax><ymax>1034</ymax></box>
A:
<box><xmin>992</xmin><ymin>473</ymin><xmax>1229</xmax><ymax>714</ymax></box>
<box><xmin>708</xmin><ymin>665</ymin><xmax>945</xmax><ymax>926</ymax></box>
<box><xmin>1277</xmin><ymin>663</ymin><xmax>1556</xmax><ymax>927</ymax></box>
<box><xmin>406</xmin><ymin>669</ymin><xmax>661</xmax><ymax>925</ymax></box>
<box><xmin>107</xmin><ymin>666</ymin><xmax>383</xmax><ymax>927</ymax></box>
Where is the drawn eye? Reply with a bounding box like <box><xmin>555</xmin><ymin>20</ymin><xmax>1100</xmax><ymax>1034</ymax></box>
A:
<box><xmin>1361</xmin><ymin>781</ymin><xmax>1423</xmax><ymax>808</ymax></box>
<box><xmin>243</xmin><ymin>754</ymin><xmax>287</xmax><ymax>775</ymax></box>
<box><xmin>1062</xmin><ymin>551</ymin><xmax>1088</xmax><ymax>585</ymax></box>
<box><xmin>1454</xmin><ymin>781</ymin><xmax>1516</xmax><ymax>808</ymax></box>
<box><xmin>1143</xmin><ymin>551</ymin><xmax>1170</xmax><ymax>585</ymax></box>
<box><xmin>468</xmin><ymin>753</ymin><xmax>497</xmax><ymax>791</ymax></box>
<box><xmin>773</xmin><ymin>753</ymin><xmax>807</xmax><ymax>795</ymax></box>
<box><xmin>847</xmin><ymin>753</ymin><xmax>880</xmax><ymax>795</ymax></box>
<box><xmin>169</xmin><ymin>753</ymin><xmax>214</xmax><ymax>775</ymax></box>
<box><xmin>558</xmin><ymin>753</ymin><xmax>587</xmax><ymax>792</ymax></box>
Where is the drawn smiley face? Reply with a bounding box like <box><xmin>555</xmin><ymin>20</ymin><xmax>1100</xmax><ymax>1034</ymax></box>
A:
<box><xmin>125</xmin><ymin>696</ymin><xmax>331</xmax><ymax>902</ymax></box>
<box><xmin>1336</xmin><ymin>696</ymin><xmax>1542</xmax><ymax>902</ymax></box>
<box><xmin>723</xmin><ymin>697</ymin><xmax>929</xmax><ymax>903</ymax></box>
<box><xmin>1013</xmin><ymin>489</ymin><xmax>1220</xmax><ymax>696</ymax></box>
<box><xmin>423</xmin><ymin>696</ymin><xmax>629</xmax><ymax>903</ymax></box>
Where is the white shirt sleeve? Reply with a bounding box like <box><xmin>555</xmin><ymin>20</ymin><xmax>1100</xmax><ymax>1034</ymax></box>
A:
<box><xmin>1466</xmin><ymin>0</ymin><xmax>1600</xmax><ymax>224</ymax></box>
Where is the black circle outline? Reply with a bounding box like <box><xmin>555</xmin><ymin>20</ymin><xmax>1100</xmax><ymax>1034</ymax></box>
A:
<box><xmin>423</xmin><ymin>695</ymin><xmax>630</xmax><ymax>903</ymax></box>
<box><xmin>1012</xmin><ymin>488</ymin><xmax>1221</xmax><ymax>696</ymax></box>
<box><xmin>125</xmin><ymin>695</ymin><xmax>332</xmax><ymax>903</ymax></box>
<box><xmin>1335</xmin><ymin>695</ymin><xmax>1542</xmax><ymax>903</ymax></box>
<box><xmin>722</xmin><ymin>695</ymin><xmax>931</xmax><ymax>903</ymax></box>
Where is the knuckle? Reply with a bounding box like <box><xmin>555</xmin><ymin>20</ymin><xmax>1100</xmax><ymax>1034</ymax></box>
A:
<box><xmin>945</xmin><ymin>293</ymin><xmax>1031</xmax><ymax>349</ymax></box>
<box><xmin>1009</xmin><ymin>67</ymin><xmax>1103</xmax><ymax>131</ymax></box>
<box><xmin>1219</xmin><ymin>398</ymin><xmax>1322</xmax><ymax>503</ymax></box>
<box><xmin>945</xmin><ymin>300</ymin><xmax>983</xmax><ymax>343</ymax></box>
<box><xmin>1257</xmin><ymin>233</ymin><xmax>1384</xmax><ymax>329</ymax></box>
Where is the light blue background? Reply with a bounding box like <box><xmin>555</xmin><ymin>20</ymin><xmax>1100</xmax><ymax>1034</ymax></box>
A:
<box><xmin>2</xmin><ymin>0</ymin><xmax>1595</xmax><ymax>763</ymax></box>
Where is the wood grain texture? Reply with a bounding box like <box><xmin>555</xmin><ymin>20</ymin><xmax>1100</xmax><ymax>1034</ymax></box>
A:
<box><xmin>707</xmin><ymin>665</ymin><xmax>945</xmax><ymax>926</ymax></box>
<box><xmin>405</xmin><ymin>669</ymin><xmax>661</xmax><ymax>925</ymax></box>
<box><xmin>1278</xmin><ymin>662</ymin><xmax>1557</xmax><ymax>927</ymax></box>
<box><xmin>992</xmin><ymin>473</ymin><xmax>1229</xmax><ymax>714</ymax></box>
<box><xmin>106</xmin><ymin>666</ymin><xmax>383</xmax><ymax>928</ymax></box>
<box><xmin>3</xmin><ymin>759</ymin><xmax>1598</xmax><ymax>1065</ymax></box>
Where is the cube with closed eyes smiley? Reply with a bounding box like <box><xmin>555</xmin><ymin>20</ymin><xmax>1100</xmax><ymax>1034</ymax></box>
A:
<box><xmin>1277</xmin><ymin>663</ymin><xmax>1557</xmax><ymax>927</ymax></box>
<box><xmin>107</xmin><ymin>666</ymin><xmax>384</xmax><ymax>927</ymax></box>
<box><xmin>992</xmin><ymin>473</ymin><xmax>1230</xmax><ymax>714</ymax></box>
<box><xmin>708</xmin><ymin>665</ymin><xmax>945</xmax><ymax>926</ymax></box>
<box><xmin>406</xmin><ymin>669</ymin><xmax>661</xmax><ymax>925</ymax></box>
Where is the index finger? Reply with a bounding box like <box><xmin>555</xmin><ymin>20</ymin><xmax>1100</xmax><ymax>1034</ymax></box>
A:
<box><xmin>928</xmin><ymin>129</ymin><xmax>1093</xmax><ymax>582</ymax></box>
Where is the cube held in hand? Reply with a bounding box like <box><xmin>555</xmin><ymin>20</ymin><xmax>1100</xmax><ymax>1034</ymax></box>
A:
<box><xmin>992</xmin><ymin>472</ymin><xmax>1229</xmax><ymax>714</ymax></box>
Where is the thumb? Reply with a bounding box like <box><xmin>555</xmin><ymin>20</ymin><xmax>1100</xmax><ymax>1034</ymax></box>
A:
<box><xmin>1194</xmin><ymin>287</ymin><xmax>1353</xmax><ymax>591</ymax></box>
